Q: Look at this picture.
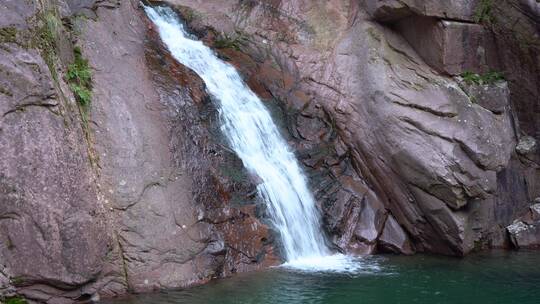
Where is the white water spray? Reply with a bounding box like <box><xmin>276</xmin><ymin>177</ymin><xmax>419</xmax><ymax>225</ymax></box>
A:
<box><xmin>144</xmin><ymin>5</ymin><xmax>360</xmax><ymax>271</ymax></box>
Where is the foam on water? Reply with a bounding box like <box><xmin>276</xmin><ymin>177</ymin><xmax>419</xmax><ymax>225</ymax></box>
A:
<box><xmin>144</xmin><ymin>5</ymin><xmax>362</xmax><ymax>273</ymax></box>
<box><xmin>282</xmin><ymin>254</ymin><xmax>378</xmax><ymax>274</ymax></box>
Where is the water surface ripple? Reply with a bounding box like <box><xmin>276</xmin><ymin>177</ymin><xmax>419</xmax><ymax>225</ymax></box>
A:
<box><xmin>102</xmin><ymin>251</ymin><xmax>540</xmax><ymax>304</ymax></box>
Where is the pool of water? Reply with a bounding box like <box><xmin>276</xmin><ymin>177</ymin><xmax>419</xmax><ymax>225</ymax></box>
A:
<box><xmin>101</xmin><ymin>250</ymin><xmax>540</xmax><ymax>304</ymax></box>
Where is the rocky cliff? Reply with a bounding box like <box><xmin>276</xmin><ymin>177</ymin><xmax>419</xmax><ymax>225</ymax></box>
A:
<box><xmin>0</xmin><ymin>0</ymin><xmax>539</xmax><ymax>303</ymax></box>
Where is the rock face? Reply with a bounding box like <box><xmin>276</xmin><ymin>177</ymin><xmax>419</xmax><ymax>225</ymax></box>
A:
<box><xmin>0</xmin><ymin>0</ymin><xmax>539</xmax><ymax>302</ymax></box>
<box><xmin>0</xmin><ymin>41</ymin><xmax>108</xmax><ymax>303</ymax></box>
<box><xmin>161</xmin><ymin>0</ymin><xmax>538</xmax><ymax>256</ymax></box>
<box><xmin>1</xmin><ymin>0</ymin><xmax>277</xmax><ymax>302</ymax></box>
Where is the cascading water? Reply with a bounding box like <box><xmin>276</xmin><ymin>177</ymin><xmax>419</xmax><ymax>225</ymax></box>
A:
<box><xmin>144</xmin><ymin>5</ymin><xmax>360</xmax><ymax>272</ymax></box>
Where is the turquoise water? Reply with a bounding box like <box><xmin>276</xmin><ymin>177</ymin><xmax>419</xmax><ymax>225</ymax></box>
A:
<box><xmin>102</xmin><ymin>251</ymin><xmax>540</xmax><ymax>304</ymax></box>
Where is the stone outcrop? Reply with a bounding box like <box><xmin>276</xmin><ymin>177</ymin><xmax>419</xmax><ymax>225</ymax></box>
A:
<box><xmin>507</xmin><ymin>203</ymin><xmax>540</xmax><ymax>249</ymax></box>
<box><xmin>364</xmin><ymin>0</ymin><xmax>478</xmax><ymax>22</ymax></box>
<box><xmin>395</xmin><ymin>16</ymin><xmax>500</xmax><ymax>75</ymax></box>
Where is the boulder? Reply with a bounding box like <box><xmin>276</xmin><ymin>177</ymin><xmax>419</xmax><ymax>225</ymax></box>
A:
<box><xmin>458</xmin><ymin>80</ymin><xmax>510</xmax><ymax>114</ymax></box>
<box><xmin>506</xmin><ymin>203</ymin><xmax>540</xmax><ymax>249</ymax></box>
<box><xmin>507</xmin><ymin>220</ymin><xmax>540</xmax><ymax>249</ymax></box>
<box><xmin>516</xmin><ymin>136</ymin><xmax>537</xmax><ymax>157</ymax></box>
<box><xmin>531</xmin><ymin>204</ymin><xmax>540</xmax><ymax>221</ymax></box>
<box><xmin>354</xmin><ymin>194</ymin><xmax>386</xmax><ymax>244</ymax></box>
<box><xmin>321</xmin><ymin>177</ymin><xmax>388</xmax><ymax>255</ymax></box>
<box><xmin>379</xmin><ymin>215</ymin><xmax>415</xmax><ymax>255</ymax></box>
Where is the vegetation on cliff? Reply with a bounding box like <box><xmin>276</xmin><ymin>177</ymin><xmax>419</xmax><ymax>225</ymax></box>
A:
<box><xmin>67</xmin><ymin>46</ymin><xmax>93</xmax><ymax>108</ymax></box>
<box><xmin>461</xmin><ymin>71</ymin><xmax>505</xmax><ymax>85</ymax></box>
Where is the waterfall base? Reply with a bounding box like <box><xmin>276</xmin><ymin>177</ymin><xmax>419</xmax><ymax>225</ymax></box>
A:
<box><xmin>281</xmin><ymin>254</ymin><xmax>378</xmax><ymax>273</ymax></box>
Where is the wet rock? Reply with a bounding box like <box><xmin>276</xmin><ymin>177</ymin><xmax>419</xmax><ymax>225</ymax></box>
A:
<box><xmin>143</xmin><ymin>8</ymin><xmax>280</xmax><ymax>285</ymax></box>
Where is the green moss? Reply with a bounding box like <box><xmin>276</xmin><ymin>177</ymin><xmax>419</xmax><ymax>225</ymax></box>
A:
<box><xmin>33</xmin><ymin>10</ymin><xmax>62</xmax><ymax>82</ymax></box>
<box><xmin>0</xmin><ymin>27</ymin><xmax>17</xmax><ymax>43</ymax></box>
<box><xmin>5</xmin><ymin>235</ymin><xmax>15</xmax><ymax>250</ymax></box>
<box><xmin>4</xmin><ymin>296</ymin><xmax>27</xmax><ymax>304</ymax></box>
<box><xmin>10</xmin><ymin>276</ymin><xmax>25</xmax><ymax>286</ymax></box>
<box><xmin>219</xmin><ymin>164</ymin><xmax>248</xmax><ymax>184</ymax></box>
<box><xmin>474</xmin><ymin>0</ymin><xmax>494</xmax><ymax>24</ymax></box>
<box><xmin>214</xmin><ymin>33</ymin><xmax>247</xmax><ymax>51</ymax></box>
<box><xmin>461</xmin><ymin>71</ymin><xmax>504</xmax><ymax>85</ymax></box>
<box><xmin>366</xmin><ymin>27</ymin><xmax>381</xmax><ymax>42</ymax></box>
<box><xmin>176</xmin><ymin>5</ymin><xmax>196</xmax><ymax>23</ymax></box>
<box><xmin>0</xmin><ymin>85</ymin><xmax>13</xmax><ymax>97</ymax></box>
<box><xmin>44</xmin><ymin>12</ymin><xmax>60</xmax><ymax>41</ymax></box>
<box><xmin>66</xmin><ymin>46</ymin><xmax>92</xmax><ymax>108</ymax></box>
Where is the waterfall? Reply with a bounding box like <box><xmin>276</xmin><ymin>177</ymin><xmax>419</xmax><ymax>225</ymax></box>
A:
<box><xmin>144</xmin><ymin>5</ymin><xmax>359</xmax><ymax>271</ymax></box>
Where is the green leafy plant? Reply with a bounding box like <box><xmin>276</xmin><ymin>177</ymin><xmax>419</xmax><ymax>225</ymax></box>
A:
<box><xmin>5</xmin><ymin>296</ymin><xmax>27</xmax><ymax>304</ymax></box>
<box><xmin>461</xmin><ymin>71</ymin><xmax>504</xmax><ymax>85</ymax></box>
<box><xmin>67</xmin><ymin>46</ymin><xmax>92</xmax><ymax>107</ymax></box>
<box><xmin>474</xmin><ymin>0</ymin><xmax>494</xmax><ymax>23</ymax></box>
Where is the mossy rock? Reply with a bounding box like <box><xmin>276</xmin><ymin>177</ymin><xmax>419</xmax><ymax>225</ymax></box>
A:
<box><xmin>219</xmin><ymin>163</ymin><xmax>249</xmax><ymax>184</ymax></box>
<box><xmin>0</xmin><ymin>27</ymin><xmax>18</xmax><ymax>44</ymax></box>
